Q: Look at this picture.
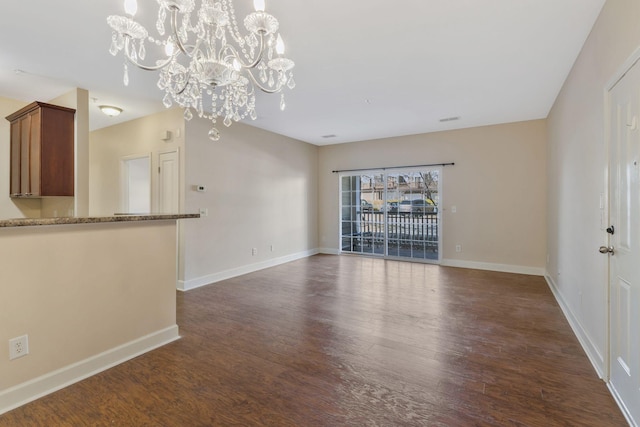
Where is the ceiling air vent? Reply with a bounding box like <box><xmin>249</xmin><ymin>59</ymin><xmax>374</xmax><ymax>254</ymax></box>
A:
<box><xmin>439</xmin><ymin>116</ymin><xmax>460</xmax><ymax>123</ymax></box>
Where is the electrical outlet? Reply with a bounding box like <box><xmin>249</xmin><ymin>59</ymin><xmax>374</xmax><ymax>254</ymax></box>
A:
<box><xmin>252</xmin><ymin>247</ymin><xmax>258</xmax><ymax>256</ymax></box>
<box><xmin>455</xmin><ymin>244</ymin><xmax>461</xmax><ymax>253</ymax></box>
<box><xmin>9</xmin><ymin>335</ymin><xmax>29</xmax><ymax>360</ymax></box>
<box><xmin>270</xmin><ymin>245</ymin><xmax>274</xmax><ymax>252</ymax></box>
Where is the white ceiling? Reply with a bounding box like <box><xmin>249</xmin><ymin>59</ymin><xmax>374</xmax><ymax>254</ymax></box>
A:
<box><xmin>0</xmin><ymin>0</ymin><xmax>605</xmax><ymax>145</ymax></box>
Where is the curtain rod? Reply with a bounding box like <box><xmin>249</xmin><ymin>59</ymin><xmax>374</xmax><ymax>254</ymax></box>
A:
<box><xmin>331</xmin><ymin>162</ymin><xmax>455</xmax><ymax>173</ymax></box>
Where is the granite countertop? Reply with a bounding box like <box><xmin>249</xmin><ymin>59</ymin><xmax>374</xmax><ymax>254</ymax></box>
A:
<box><xmin>0</xmin><ymin>213</ymin><xmax>200</xmax><ymax>228</ymax></box>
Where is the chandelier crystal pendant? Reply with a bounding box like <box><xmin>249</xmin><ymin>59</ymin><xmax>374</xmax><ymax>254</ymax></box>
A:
<box><xmin>107</xmin><ymin>0</ymin><xmax>295</xmax><ymax>140</ymax></box>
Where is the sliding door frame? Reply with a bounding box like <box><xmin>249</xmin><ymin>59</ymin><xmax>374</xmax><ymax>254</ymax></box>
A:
<box><xmin>338</xmin><ymin>166</ymin><xmax>443</xmax><ymax>264</ymax></box>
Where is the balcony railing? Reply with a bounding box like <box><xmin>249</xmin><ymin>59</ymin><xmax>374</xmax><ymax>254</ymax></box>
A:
<box><xmin>342</xmin><ymin>211</ymin><xmax>439</xmax><ymax>260</ymax></box>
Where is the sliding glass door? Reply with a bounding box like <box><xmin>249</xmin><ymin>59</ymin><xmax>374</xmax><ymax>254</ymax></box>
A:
<box><xmin>340</xmin><ymin>168</ymin><xmax>441</xmax><ymax>262</ymax></box>
<box><xmin>341</xmin><ymin>173</ymin><xmax>385</xmax><ymax>255</ymax></box>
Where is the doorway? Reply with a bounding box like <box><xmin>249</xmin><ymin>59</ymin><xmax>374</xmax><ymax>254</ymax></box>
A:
<box><xmin>606</xmin><ymin>55</ymin><xmax>640</xmax><ymax>424</ymax></box>
<box><xmin>121</xmin><ymin>154</ymin><xmax>151</xmax><ymax>214</ymax></box>
<box><xmin>340</xmin><ymin>168</ymin><xmax>441</xmax><ymax>262</ymax></box>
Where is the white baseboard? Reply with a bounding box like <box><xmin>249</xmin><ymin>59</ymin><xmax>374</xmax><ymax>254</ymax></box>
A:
<box><xmin>178</xmin><ymin>249</ymin><xmax>320</xmax><ymax>291</ymax></box>
<box><xmin>0</xmin><ymin>325</ymin><xmax>179</xmax><ymax>416</ymax></box>
<box><xmin>441</xmin><ymin>258</ymin><xmax>545</xmax><ymax>276</ymax></box>
<box><xmin>544</xmin><ymin>274</ymin><xmax>605</xmax><ymax>378</ymax></box>
<box><xmin>318</xmin><ymin>247</ymin><xmax>340</xmax><ymax>255</ymax></box>
<box><xmin>608</xmin><ymin>381</ymin><xmax>638</xmax><ymax>427</ymax></box>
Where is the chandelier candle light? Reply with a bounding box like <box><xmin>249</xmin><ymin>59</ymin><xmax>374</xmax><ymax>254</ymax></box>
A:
<box><xmin>108</xmin><ymin>0</ymin><xmax>295</xmax><ymax>140</ymax></box>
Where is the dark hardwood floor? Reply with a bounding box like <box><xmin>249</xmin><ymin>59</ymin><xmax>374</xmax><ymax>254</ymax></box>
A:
<box><xmin>0</xmin><ymin>255</ymin><xmax>627</xmax><ymax>426</ymax></box>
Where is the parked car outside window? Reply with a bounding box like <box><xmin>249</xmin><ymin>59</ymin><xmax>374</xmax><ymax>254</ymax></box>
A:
<box><xmin>398</xmin><ymin>200</ymin><xmax>413</xmax><ymax>214</ymax></box>
<box><xmin>399</xmin><ymin>199</ymin><xmax>436</xmax><ymax>214</ymax></box>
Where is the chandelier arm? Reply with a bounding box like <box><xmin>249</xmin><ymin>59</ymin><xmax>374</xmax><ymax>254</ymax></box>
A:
<box><xmin>167</xmin><ymin>8</ymin><xmax>204</xmax><ymax>60</ymax></box>
<box><xmin>245</xmin><ymin>69</ymin><xmax>284</xmax><ymax>94</ymax></box>
<box><xmin>124</xmin><ymin>37</ymin><xmax>174</xmax><ymax>71</ymax></box>
<box><xmin>220</xmin><ymin>33</ymin><xmax>266</xmax><ymax>70</ymax></box>
<box><xmin>170</xmin><ymin>7</ymin><xmax>191</xmax><ymax>56</ymax></box>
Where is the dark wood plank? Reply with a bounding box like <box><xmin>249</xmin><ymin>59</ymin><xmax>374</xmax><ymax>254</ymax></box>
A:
<box><xmin>0</xmin><ymin>255</ymin><xmax>627</xmax><ymax>426</ymax></box>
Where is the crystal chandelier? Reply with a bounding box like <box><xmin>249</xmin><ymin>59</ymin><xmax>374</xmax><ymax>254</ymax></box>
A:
<box><xmin>107</xmin><ymin>0</ymin><xmax>295</xmax><ymax>140</ymax></box>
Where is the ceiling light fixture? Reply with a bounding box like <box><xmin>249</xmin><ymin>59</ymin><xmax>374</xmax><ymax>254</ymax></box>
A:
<box><xmin>107</xmin><ymin>0</ymin><xmax>295</xmax><ymax>141</ymax></box>
<box><xmin>99</xmin><ymin>105</ymin><xmax>123</xmax><ymax>117</ymax></box>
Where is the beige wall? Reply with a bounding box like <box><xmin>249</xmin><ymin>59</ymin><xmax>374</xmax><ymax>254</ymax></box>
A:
<box><xmin>0</xmin><ymin>221</ymin><xmax>178</xmax><ymax>398</ymax></box>
<box><xmin>318</xmin><ymin>120</ymin><xmax>547</xmax><ymax>272</ymax></box>
<box><xmin>180</xmin><ymin>119</ymin><xmax>319</xmax><ymax>289</ymax></box>
<box><xmin>546</xmin><ymin>0</ymin><xmax>640</xmax><ymax>376</ymax></box>
<box><xmin>89</xmin><ymin>108</ymin><xmax>185</xmax><ymax>216</ymax></box>
<box><xmin>89</xmin><ymin>110</ymin><xmax>319</xmax><ymax>290</ymax></box>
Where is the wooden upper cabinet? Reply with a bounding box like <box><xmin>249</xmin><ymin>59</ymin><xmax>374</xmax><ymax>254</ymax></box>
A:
<box><xmin>6</xmin><ymin>102</ymin><xmax>76</xmax><ymax>198</ymax></box>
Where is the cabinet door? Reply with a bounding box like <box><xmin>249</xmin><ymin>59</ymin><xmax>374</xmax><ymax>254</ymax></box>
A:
<box><xmin>9</xmin><ymin>121</ymin><xmax>21</xmax><ymax>196</ymax></box>
<box><xmin>19</xmin><ymin>115</ymin><xmax>30</xmax><ymax>195</ymax></box>
<box><xmin>28</xmin><ymin>110</ymin><xmax>41</xmax><ymax>196</ymax></box>
<box><xmin>16</xmin><ymin>111</ymin><xmax>42</xmax><ymax>196</ymax></box>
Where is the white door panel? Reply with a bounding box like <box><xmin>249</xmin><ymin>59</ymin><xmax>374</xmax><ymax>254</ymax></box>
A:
<box><xmin>608</xmin><ymin>58</ymin><xmax>640</xmax><ymax>425</ymax></box>
<box><xmin>159</xmin><ymin>150</ymin><xmax>179</xmax><ymax>214</ymax></box>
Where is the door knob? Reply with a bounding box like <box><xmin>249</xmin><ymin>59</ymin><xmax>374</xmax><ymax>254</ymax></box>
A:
<box><xmin>599</xmin><ymin>246</ymin><xmax>615</xmax><ymax>255</ymax></box>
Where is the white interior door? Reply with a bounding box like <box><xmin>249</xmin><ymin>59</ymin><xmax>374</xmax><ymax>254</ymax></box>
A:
<box><xmin>158</xmin><ymin>150</ymin><xmax>179</xmax><ymax>214</ymax></box>
<box><xmin>608</xmin><ymin>58</ymin><xmax>640</xmax><ymax>425</ymax></box>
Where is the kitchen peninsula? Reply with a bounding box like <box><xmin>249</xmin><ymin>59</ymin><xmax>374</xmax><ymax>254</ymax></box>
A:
<box><xmin>0</xmin><ymin>213</ymin><xmax>197</xmax><ymax>415</ymax></box>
